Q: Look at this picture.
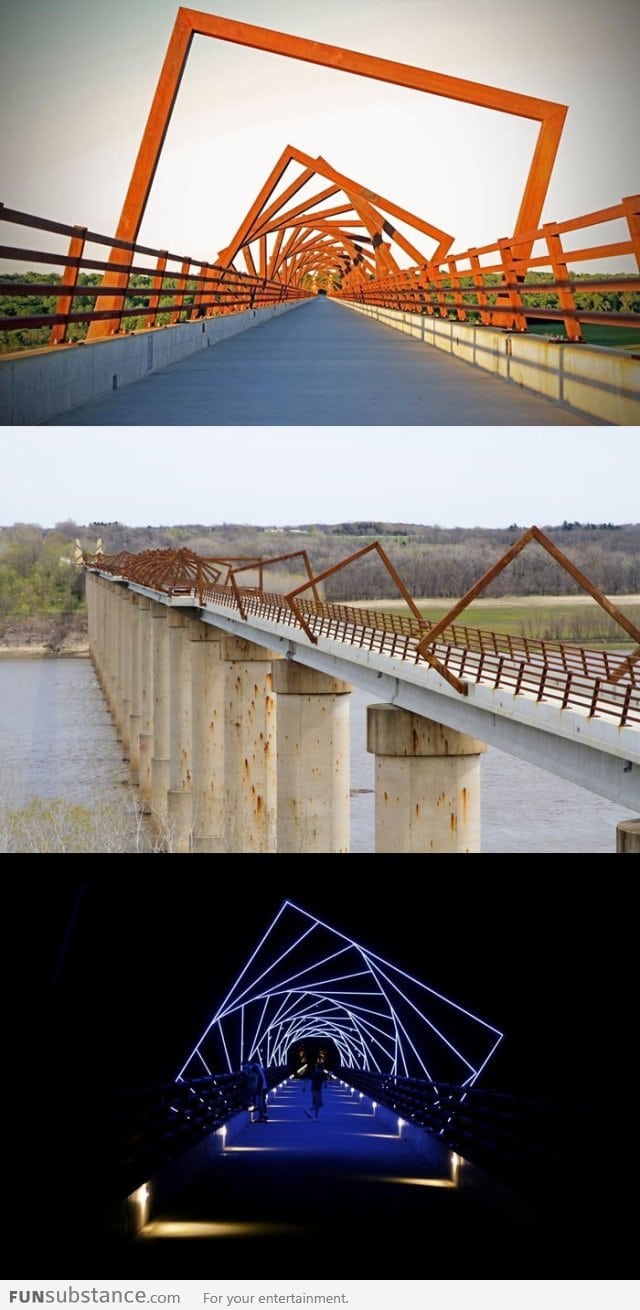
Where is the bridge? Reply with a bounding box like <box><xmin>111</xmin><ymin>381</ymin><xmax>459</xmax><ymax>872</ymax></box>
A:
<box><xmin>12</xmin><ymin>893</ymin><xmax>637</xmax><ymax>1276</ymax></box>
<box><xmin>82</xmin><ymin>525</ymin><xmax>640</xmax><ymax>854</ymax></box>
<box><xmin>1</xmin><ymin>8</ymin><xmax>639</xmax><ymax>424</ymax></box>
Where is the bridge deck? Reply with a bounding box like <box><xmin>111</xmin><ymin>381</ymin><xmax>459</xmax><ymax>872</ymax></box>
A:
<box><xmin>41</xmin><ymin>298</ymin><xmax>595</xmax><ymax>426</ymax></box>
<box><xmin>100</xmin><ymin>1078</ymin><xmax>573</xmax><ymax>1276</ymax></box>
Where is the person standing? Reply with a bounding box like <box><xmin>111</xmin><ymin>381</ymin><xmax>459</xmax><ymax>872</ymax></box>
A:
<box><xmin>254</xmin><ymin>1060</ymin><xmax>269</xmax><ymax>1122</ymax></box>
<box><xmin>241</xmin><ymin>1061</ymin><xmax>268</xmax><ymax>1123</ymax></box>
<box><xmin>305</xmin><ymin>1059</ymin><xmax>327</xmax><ymax>1120</ymax></box>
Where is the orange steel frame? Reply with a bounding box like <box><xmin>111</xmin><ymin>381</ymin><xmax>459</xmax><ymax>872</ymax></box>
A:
<box><xmin>212</xmin><ymin>145</ymin><xmax>454</xmax><ymax>298</ymax></box>
<box><xmin>87</xmin><ymin>6</ymin><xmax>567</xmax><ymax>338</ymax></box>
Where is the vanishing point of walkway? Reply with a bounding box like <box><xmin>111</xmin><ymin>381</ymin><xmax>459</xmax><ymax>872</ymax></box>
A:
<box><xmin>42</xmin><ymin>298</ymin><xmax>595</xmax><ymax>426</ymax></box>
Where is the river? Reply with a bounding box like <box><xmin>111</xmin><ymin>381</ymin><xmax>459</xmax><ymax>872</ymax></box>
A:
<box><xmin>0</xmin><ymin>655</ymin><xmax>635</xmax><ymax>853</ymax></box>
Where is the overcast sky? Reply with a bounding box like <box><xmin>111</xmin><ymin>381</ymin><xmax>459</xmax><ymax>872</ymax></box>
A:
<box><xmin>1</xmin><ymin>2</ymin><xmax>639</xmax><ymax>531</ymax></box>
<box><xmin>2</xmin><ymin>0</ymin><xmax>639</xmax><ymax>265</ymax></box>
<box><xmin>2</xmin><ymin>427</ymin><xmax>638</xmax><ymax>529</ymax></box>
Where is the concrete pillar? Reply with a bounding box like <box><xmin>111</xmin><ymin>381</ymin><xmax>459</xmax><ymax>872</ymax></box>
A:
<box><xmin>367</xmin><ymin>705</ymin><xmax>486</xmax><ymax>853</ymax></box>
<box><xmin>93</xmin><ymin>576</ymin><xmax>108</xmax><ymax>688</ymax></box>
<box><xmin>137</xmin><ymin>596</ymin><xmax>153</xmax><ymax>812</ymax></box>
<box><xmin>150</xmin><ymin>601</ymin><xmax>170</xmax><ymax>834</ymax></box>
<box><xmin>128</xmin><ymin>593</ymin><xmax>142</xmax><ymax>786</ymax></box>
<box><xmin>167</xmin><ymin>611</ymin><xmax>194</xmax><ymax>853</ymax></box>
<box><xmin>616</xmin><ymin>818</ymin><xmax>640</xmax><ymax>853</ymax></box>
<box><xmin>105</xmin><ymin>581</ymin><xmax>120</xmax><ymax>726</ymax></box>
<box><xmin>86</xmin><ymin>571</ymin><xmax>99</xmax><ymax>660</ymax></box>
<box><xmin>272</xmin><ymin>661</ymin><xmax>352</xmax><ymax>853</ymax></box>
<box><xmin>117</xmin><ymin>588</ymin><xmax>133</xmax><ymax>759</ymax></box>
<box><xmin>189</xmin><ymin>621</ymin><xmax>226</xmax><ymax>853</ymax></box>
<box><xmin>220</xmin><ymin>632</ymin><xmax>280</xmax><ymax>852</ymax></box>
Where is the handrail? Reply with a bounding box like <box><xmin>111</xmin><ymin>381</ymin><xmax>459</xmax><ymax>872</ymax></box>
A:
<box><xmin>29</xmin><ymin>1069</ymin><xmax>282</xmax><ymax>1205</ymax></box>
<box><xmin>340</xmin><ymin>1071</ymin><xmax>632</xmax><ymax>1205</ymax></box>
<box><xmin>332</xmin><ymin>193</ymin><xmax>640</xmax><ymax>342</ymax></box>
<box><xmin>2</xmin><ymin>193</ymin><xmax>638</xmax><ymax>351</ymax></box>
<box><xmin>0</xmin><ymin>203</ymin><xmax>312</xmax><ymax>349</ymax></box>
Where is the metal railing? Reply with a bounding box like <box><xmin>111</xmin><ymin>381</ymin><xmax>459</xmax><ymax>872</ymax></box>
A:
<box><xmin>332</xmin><ymin>194</ymin><xmax>640</xmax><ymax>344</ymax></box>
<box><xmin>0</xmin><ymin>203</ymin><xmax>312</xmax><ymax>349</ymax></box>
<box><xmin>87</xmin><ymin>540</ymin><xmax>640</xmax><ymax>728</ymax></box>
<box><xmin>30</xmin><ymin>1069</ymin><xmax>283</xmax><ymax>1206</ymax></box>
<box><xmin>340</xmin><ymin>1071</ymin><xmax>632</xmax><ymax>1205</ymax></box>
<box><xmin>26</xmin><ymin>1067</ymin><xmax>634</xmax><ymax>1223</ymax></box>
<box><xmin>2</xmin><ymin>194</ymin><xmax>638</xmax><ymax>352</ymax></box>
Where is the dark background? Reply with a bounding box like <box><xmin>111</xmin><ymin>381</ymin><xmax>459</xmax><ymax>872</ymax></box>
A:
<box><xmin>9</xmin><ymin>866</ymin><xmax>634</xmax><ymax>1106</ymax></box>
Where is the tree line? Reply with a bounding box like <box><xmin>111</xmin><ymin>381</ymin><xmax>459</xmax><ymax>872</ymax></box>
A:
<box><xmin>1</xmin><ymin>520</ymin><xmax>638</xmax><ymax>623</ymax></box>
<box><xmin>2</xmin><ymin>270</ymin><xmax>638</xmax><ymax>354</ymax></box>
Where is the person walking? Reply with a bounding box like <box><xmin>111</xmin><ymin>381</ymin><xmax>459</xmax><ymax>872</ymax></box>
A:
<box><xmin>305</xmin><ymin>1059</ymin><xmax>328</xmax><ymax>1120</ymax></box>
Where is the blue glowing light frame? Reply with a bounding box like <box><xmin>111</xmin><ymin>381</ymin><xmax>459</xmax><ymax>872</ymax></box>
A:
<box><xmin>176</xmin><ymin>901</ymin><xmax>503</xmax><ymax>1086</ymax></box>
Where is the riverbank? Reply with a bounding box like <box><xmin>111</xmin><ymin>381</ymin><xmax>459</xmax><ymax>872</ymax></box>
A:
<box><xmin>0</xmin><ymin>613</ymin><xmax>89</xmax><ymax>657</ymax></box>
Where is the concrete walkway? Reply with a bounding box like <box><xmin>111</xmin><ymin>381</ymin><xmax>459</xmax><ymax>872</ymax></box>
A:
<box><xmin>42</xmin><ymin>297</ymin><xmax>595</xmax><ymax>425</ymax></box>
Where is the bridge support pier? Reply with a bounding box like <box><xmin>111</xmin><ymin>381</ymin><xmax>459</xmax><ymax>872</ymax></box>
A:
<box><xmin>150</xmin><ymin>601</ymin><xmax>171</xmax><ymax>833</ymax></box>
<box><xmin>167</xmin><ymin>611</ymin><xmax>194</xmax><ymax>853</ymax></box>
<box><xmin>137</xmin><ymin>596</ymin><xmax>153</xmax><ymax>812</ymax></box>
<box><xmin>128</xmin><ymin>593</ymin><xmax>142</xmax><ymax>786</ymax></box>
<box><xmin>189</xmin><ymin>622</ymin><xmax>226</xmax><ymax>852</ymax></box>
<box><xmin>367</xmin><ymin>705</ymin><xmax>486</xmax><ymax>853</ymax></box>
<box><xmin>272</xmin><ymin>662</ymin><xmax>352</xmax><ymax>853</ymax></box>
<box><xmin>219</xmin><ymin>633</ymin><xmax>280</xmax><ymax>853</ymax></box>
<box><xmin>616</xmin><ymin>818</ymin><xmax>640</xmax><ymax>853</ymax></box>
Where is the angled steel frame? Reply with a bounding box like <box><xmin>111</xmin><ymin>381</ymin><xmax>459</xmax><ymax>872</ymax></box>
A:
<box><xmin>87</xmin><ymin>6</ymin><xmax>567</xmax><ymax>337</ymax></box>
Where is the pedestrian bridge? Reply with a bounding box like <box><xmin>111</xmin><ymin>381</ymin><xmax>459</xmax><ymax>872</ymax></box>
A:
<box><xmin>83</xmin><ymin>527</ymin><xmax>640</xmax><ymax>853</ymax></box>
<box><xmin>16</xmin><ymin>896</ymin><xmax>636</xmax><ymax>1275</ymax></box>
<box><xmin>1</xmin><ymin>8</ymin><xmax>639</xmax><ymax>425</ymax></box>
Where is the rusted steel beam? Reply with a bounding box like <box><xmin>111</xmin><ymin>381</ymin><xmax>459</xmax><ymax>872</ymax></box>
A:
<box><xmin>50</xmin><ymin>227</ymin><xmax>87</xmax><ymax>346</ymax></box>
<box><xmin>416</xmin><ymin>527</ymin><xmax>640</xmax><ymax>671</ymax></box>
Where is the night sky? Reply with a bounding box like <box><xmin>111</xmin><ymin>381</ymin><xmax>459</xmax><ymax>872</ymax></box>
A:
<box><xmin>10</xmin><ymin>868</ymin><xmax>633</xmax><ymax>1108</ymax></box>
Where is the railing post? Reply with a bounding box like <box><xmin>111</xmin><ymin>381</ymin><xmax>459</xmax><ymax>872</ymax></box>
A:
<box><xmin>543</xmin><ymin>223</ymin><xmax>582</xmax><ymax>341</ymax></box>
<box><xmin>447</xmin><ymin>256</ymin><xmax>467</xmax><ymax>322</ymax></box>
<box><xmin>621</xmin><ymin>194</ymin><xmax>640</xmax><ymax>270</ymax></box>
<box><xmin>468</xmin><ymin>250</ymin><xmax>491</xmax><ymax>325</ymax></box>
<box><xmin>170</xmin><ymin>258</ymin><xmax>192</xmax><ymax>324</ymax></box>
<box><xmin>145</xmin><ymin>252</ymin><xmax>168</xmax><ymax>328</ymax></box>
<box><xmin>50</xmin><ymin>225</ymin><xmax>87</xmax><ymax>345</ymax></box>
<box><xmin>495</xmin><ymin>238</ymin><xmax>528</xmax><ymax>332</ymax></box>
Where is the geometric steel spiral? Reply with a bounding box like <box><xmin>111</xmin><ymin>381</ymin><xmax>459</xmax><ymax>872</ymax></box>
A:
<box><xmin>176</xmin><ymin>900</ymin><xmax>504</xmax><ymax>1086</ymax></box>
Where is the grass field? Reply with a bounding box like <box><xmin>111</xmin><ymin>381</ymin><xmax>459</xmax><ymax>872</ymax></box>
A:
<box><xmin>527</xmin><ymin>323</ymin><xmax>640</xmax><ymax>352</ymax></box>
<box><xmin>348</xmin><ymin>594</ymin><xmax>640</xmax><ymax>646</ymax></box>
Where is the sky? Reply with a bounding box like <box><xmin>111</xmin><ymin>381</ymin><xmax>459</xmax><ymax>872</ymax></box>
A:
<box><xmin>1</xmin><ymin>427</ymin><xmax>639</xmax><ymax>529</ymax></box>
<box><xmin>1</xmin><ymin>1</ymin><xmax>639</xmax><ymax>530</ymax></box>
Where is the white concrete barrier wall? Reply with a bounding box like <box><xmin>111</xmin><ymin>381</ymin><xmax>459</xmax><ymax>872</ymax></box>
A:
<box><xmin>0</xmin><ymin>300</ymin><xmax>305</xmax><ymax>425</ymax></box>
<box><xmin>339</xmin><ymin>302</ymin><xmax>640</xmax><ymax>425</ymax></box>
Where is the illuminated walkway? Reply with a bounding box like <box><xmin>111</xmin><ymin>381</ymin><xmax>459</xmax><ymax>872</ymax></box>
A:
<box><xmin>116</xmin><ymin>1077</ymin><xmax>558</xmax><ymax>1276</ymax></box>
<box><xmin>41</xmin><ymin>298</ymin><xmax>595</xmax><ymax>426</ymax></box>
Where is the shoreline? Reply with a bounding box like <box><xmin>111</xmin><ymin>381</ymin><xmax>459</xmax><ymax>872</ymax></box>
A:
<box><xmin>0</xmin><ymin>644</ymin><xmax>89</xmax><ymax>659</ymax></box>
